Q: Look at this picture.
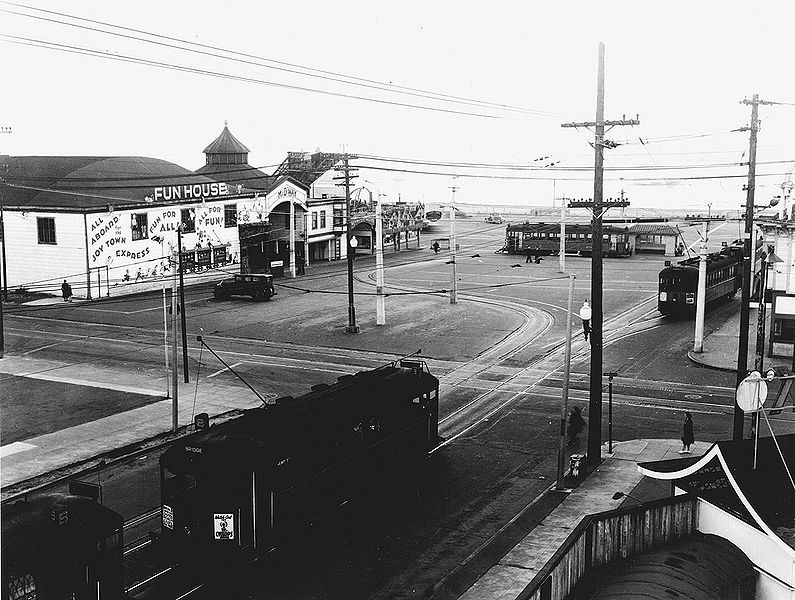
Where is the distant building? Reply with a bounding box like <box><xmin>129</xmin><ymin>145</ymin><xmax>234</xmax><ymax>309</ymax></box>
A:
<box><xmin>627</xmin><ymin>223</ymin><xmax>682</xmax><ymax>256</ymax></box>
<box><xmin>0</xmin><ymin>124</ymin><xmax>319</xmax><ymax>298</ymax></box>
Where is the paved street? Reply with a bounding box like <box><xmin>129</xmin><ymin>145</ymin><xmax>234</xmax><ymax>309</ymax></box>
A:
<box><xmin>4</xmin><ymin>217</ymin><xmax>790</xmax><ymax>598</ymax></box>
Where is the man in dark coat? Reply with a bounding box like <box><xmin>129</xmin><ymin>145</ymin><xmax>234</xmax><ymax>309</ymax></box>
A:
<box><xmin>61</xmin><ymin>280</ymin><xmax>73</xmax><ymax>302</ymax></box>
<box><xmin>680</xmin><ymin>413</ymin><xmax>695</xmax><ymax>453</ymax></box>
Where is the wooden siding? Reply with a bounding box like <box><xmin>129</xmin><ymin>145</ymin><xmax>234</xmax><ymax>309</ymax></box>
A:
<box><xmin>4</xmin><ymin>211</ymin><xmax>87</xmax><ymax>294</ymax></box>
<box><xmin>518</xmin><ymin>494</ymin><xmax>698</xmax><ymax>600</ymax></box>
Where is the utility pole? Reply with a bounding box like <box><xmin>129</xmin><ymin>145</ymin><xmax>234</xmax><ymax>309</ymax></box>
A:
<box><xmin>375</xmin><ymin>193</ymin><xmax>386</xmax><ymax>325</ymax></box>
<box><xmin>559</xmin><ymin>202</ymin><xmax>566</xmax><ymax>273</ymax></box>
<box><xmin>693</xmin><ymin>222</ymin><xmax>709</xmax><ymax>353</ymax></box>
<box><xmin>177</xmin><ymin>226</ymin><xmax>189</xmax><ymax>383</ymax></box>
<box><xmin>562</xmin><ymin>43</ymin><xmax>638</xmax><ymax>469</ymax></box>
<box><xmin>735</xmin><ymin>94</ymin><xmax>774</xmax><ymax>440</ymax></box>
<box><xmin>449</xmin><ymin>186</ymin><xmax>459</xmax><ymax>304</ymax></box>
<box><xmin>171</xmin><ymin>256</ymin><xmax>179</xmax><ymax>431</ymax></box>
<box><xmin>334</xmin><ymin>155</ymin><xmax>360</xmax><ymax>333</ymax></box>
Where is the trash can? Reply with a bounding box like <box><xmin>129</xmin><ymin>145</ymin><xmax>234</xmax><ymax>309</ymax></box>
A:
<box><xmin>569</xmin><ymin>454</ymin><xmax>585</xmax><ymax>479</ymax></box>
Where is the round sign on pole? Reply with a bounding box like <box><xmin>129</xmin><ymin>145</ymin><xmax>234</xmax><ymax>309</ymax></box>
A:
<box><xmin>736</xmin><ymin>371</ymin><xmax>767</xmax><ymax>413</ymax></box>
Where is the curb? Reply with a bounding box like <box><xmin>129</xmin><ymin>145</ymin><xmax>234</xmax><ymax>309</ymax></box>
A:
<box><xmin>686</xmin><ymin>350</ymin><xmax>737</xmax><ymax>373</ymax></box>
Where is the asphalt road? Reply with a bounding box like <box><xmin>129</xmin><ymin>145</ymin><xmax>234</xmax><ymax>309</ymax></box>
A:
<box><xmin>1</xmin><ymin>217</ymin><xmax>774</xmax><ymax>598</ymax></box>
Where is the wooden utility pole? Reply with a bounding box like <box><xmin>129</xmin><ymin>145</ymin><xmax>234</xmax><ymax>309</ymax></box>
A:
<box><xmin>334</xmin><ymin>155</ymin><xmax>360</xmax><ymax>333</ymax></box>
<box><xmin>561</xmin><ymin>43</ymin><xmax>638</xmax><ymax>469</ymax></box>
<box><xmin>735</xmin><ymin>94</ymin><xmax>774</xmax><ymax>440</ymax></box>
<box><xmin>449</xmin><ymin>186</ymin><xmax>459</xmax><ymax>304</ymax></box>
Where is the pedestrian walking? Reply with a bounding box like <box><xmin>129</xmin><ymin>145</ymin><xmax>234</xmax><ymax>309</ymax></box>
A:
<box><xmin>567</xmin><ymin>406</ymin><xmax>586</xmax><ymax>446</ymax></box>
<box><xmin>680</xmin><ymin>412</ymin><xmax>695</xmax><ymax>453</ymax></box>
<box><xmin>579</xmin><ymin>301</ymin><xmax>592</xmax><ymax>342</ymax></box>
<box><xmin>61</xmin><ymin>280</ymin><xmax>72</xmax><ymax>302</ymax></box>
<box><xmin>431</xmin><ymin>241</ymin><xmax>440</xmax><ymax>254</ymax></box>
<box><xmin>525</xmin><ymin>251</ymin><xmax>532</xmax><ymax>264</ymax></box>
<box><xmin>297</xmin><ymin>253</ymin><xmax>305</xmax><ymax>275</ymax></box>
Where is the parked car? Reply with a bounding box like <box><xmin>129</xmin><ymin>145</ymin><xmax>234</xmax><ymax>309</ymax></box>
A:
<box><xmin>485</xmin><ymin>212</ymin><xmax>504</xmax><ymax>224</ymax></box>
<box><xmin>214</xmin><ymin>273</ymin><xmax>275</xmax><ymax>301</ymax></box>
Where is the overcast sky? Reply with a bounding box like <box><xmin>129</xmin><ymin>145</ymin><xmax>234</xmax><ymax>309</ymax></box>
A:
<box><xmin>1</xmin><ymin>0</ymin><xmax>794</xmax><ymax>212</ymax></box>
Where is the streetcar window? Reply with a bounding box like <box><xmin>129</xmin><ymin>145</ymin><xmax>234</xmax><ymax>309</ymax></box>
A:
<box><xmin>162</xmin><ymin>467</ymin><xmax>198</xmax><ymax>496</ymax></box>
<box><xmin>7</xmin><ymin>573</ymin><xmax>36</xmax><ymax>600</ymax></box>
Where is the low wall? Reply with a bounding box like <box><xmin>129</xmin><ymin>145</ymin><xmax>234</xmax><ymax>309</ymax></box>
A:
<box><xmin>517</xmin><ymin>494</ymin><xmax>699</xmax><ymax>600</ymax></box>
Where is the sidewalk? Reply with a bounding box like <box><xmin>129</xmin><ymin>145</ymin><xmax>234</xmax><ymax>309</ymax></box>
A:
<box><xmin>687</xmin><ymin>302</ymin><xmax>791</xmax><ymax>373</ymax></box>
<box><xmin>457</xmin><ymin>438</ymin><xmax>710</xmax><ymax>600</ymax></box>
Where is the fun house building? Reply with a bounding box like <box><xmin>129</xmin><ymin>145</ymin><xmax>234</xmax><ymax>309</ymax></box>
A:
<box><xmin>0</xmin><ymin>125</ymin><xmax>353</xmax><ymax>299</ymax></box>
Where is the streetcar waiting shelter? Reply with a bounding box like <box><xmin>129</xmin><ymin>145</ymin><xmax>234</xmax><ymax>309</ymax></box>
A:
<box><xmin>769</xmin><ymin>292</ymin><xmax>795</xmax><ymax>357</ymax></box>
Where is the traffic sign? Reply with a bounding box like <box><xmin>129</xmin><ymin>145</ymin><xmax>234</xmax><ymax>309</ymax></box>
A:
<box><xmin>736</xmin><ymin>371</ymin><xmax>767</xmax><ymax>412</ymax></box>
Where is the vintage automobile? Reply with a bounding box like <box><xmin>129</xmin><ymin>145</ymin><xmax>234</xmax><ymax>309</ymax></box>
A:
<box><xmin>485</xmin><ymin>212</ymin><xmax>504</xmax><ymax>224</ymax></box>
<box><xmin>213</xmin><ymin>273</ymin><xmax>275</xmax><ymax>301</ymax></box>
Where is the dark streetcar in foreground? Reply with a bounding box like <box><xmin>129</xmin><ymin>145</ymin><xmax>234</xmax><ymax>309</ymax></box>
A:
<box><xmin>2</xmin><ymin>493</ymin><xmax>124</xmax><ymax>600</ymax></box>
<box><xmin>657</xmin><ymin>242</ymin><xmax>744</xmax><ymax>317</ymax></box>
<box><xmin>159</xmin><ymin>360</ymin><xmax>440</xmax><ymax>569</ymax></box>
<box><xmin>501</xmin><ymin>222</ymin><xmax>632</xmax><ymax>257</ymax></box>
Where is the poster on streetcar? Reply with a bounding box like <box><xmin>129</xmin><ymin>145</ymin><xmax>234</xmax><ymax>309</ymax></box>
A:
<box><xmin>213</xmin><ymin>513</ymin><xmax>235</xmax><ymax>540</ymax></box>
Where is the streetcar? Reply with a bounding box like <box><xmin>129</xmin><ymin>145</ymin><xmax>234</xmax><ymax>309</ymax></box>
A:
<box><xmin>501</xmin><ymin>222</ymin><xmax>633</xmax><ymax>257</ymax></box>
<box><xmin>657</xmin><ymin>242</ymin><xmax>744</xmax><ymax>317</ymax></box>
<box><xmin>2</xmin><ymin>493</ymin><xmax>124</xmax><ymax>600</ymax></box>
<box><xmin>158</xmin><ymin>360</ymin><xmax>440</xmax><ymax>571</ymax></box>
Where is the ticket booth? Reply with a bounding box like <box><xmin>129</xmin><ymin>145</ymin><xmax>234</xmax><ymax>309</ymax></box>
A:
<box><xmin>769</xmin><ymin>292</ymin><xmax>795</xmax><ymax>357</ymax></box>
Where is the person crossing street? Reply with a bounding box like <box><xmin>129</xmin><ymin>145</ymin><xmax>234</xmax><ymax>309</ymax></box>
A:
<box><xmin>579</xmin><ymin>301</ymin><xmax>592</xmax><ymax>342</ymax></box>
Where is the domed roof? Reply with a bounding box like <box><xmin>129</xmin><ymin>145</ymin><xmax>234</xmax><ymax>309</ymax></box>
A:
<box><xmin>203</xmin><ymin>122</ymin><xmax>250</xmax><ymax>155</ymax></box>
<box><xmin>3</xmin><ymin>156</ymin><xmax>216</xmax><ymax>209</ymax></box>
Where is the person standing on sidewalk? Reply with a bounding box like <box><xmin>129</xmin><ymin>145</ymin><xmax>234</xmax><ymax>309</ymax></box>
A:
<box><xmin>680</xmin><ymin>413</ymin><xmax>695</xmax><ymax>453</ymax></box>
<box><xmin>567</xmin><ymin>406</ymin><xmax>586</xmax><ymax>446</ymax></box>
<box><xmin>61</xmin><ymin>280</ymin><xmax>73</xmax><ymax>302</ymax></box>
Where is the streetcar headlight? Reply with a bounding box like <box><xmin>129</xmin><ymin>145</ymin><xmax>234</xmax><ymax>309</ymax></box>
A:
<box><xmin>659</xmin><ymin>291</ymin><xmax>667</xmax><ymax>302</ymax></box>
<box><xmin>686</xmin><ymin>292</ymin><xmax>695</xmax><ymax>304</ymax></box>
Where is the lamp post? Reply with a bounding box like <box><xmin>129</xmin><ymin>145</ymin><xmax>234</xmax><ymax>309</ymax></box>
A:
<box><xmin>556</xmin><ymin>274</ymin><xmax>576</xmax><ymax>491</ymax></box>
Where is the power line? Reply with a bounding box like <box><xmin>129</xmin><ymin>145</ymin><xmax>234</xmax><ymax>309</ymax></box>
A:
<box><xmin>0</xmin><ymin>34</ymin><xmax>504</xmax><ymax>120</ymax></box>
<box><xmin>1</xmin><ymin>2</ymin><xmax>561</xmax><ymax>118</ymax></box>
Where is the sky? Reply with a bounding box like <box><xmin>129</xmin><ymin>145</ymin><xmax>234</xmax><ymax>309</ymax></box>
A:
<box><xmin>1</xmin><ymin>0</ymin><xmax>794</xmax><ymax>214</ymax></box>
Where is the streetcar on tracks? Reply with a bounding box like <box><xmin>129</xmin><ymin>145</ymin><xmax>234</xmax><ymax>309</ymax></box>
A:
<box><xmin>500</xmin><ymin>222</ymin><xmax>632</xmax><ymax>257</ymax></box>
<box><xmin>2</xmin><ymin>492</ymin><xmax>124</xmax><ymax>600</ymax></box>
<box><xmin>657</xmin><ymin>241</ymin><xmax>746</xmax><ymax>317</ymax></box>
<box><xmin>157</xmin><ymin>360</ymin><xmax>440</xmax><ymax>570</ymax></box>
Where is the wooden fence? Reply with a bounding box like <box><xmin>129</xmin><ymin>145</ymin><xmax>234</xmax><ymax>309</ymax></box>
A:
<box><xmin>517</xmin><ymin>494</ymin><xmax>699</xmax><ymax>600</ymax></box>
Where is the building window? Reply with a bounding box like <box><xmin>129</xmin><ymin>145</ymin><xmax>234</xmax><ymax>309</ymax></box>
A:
<box><xmin>224</xmin><ymin>204</ymin><xmax>237</xmax><ymax>228</ymax></box>
<box><xmin>36</xmin><ymin>217</ymin><xmax>56</xmax><ymax>244</ymax></box>
<box><xmin>181</xmin><ymin>208</ymin><xmax>196</xmax><ymax>233</ymax></box>
<box><xmin>132</xmin><ymin>213</ymin><xmax>148</xmax><ymax>241</ymax></box>
<box><xmin>320</xmin><ymin>211</ymin><xmax>326</xmax><ymax>228</ymax></box>
<box><xmin>333</xmin><ymin>208</ymin><xmax>343</xmax><ymax>227</ymax></box>
<box><xmin>312</xmin><ymin>212</ymin><xmax>318</xmax><ymax>229</ymax></box>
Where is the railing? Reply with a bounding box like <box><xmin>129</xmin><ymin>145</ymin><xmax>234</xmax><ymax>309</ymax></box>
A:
<box><xmin>517</xmin><ymin>494</ymin><xmax>698</xmax><ymax>600</ymax></box>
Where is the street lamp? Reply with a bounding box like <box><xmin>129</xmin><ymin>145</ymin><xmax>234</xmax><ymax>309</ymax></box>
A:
<box><xmin>346</xmin><ymin>233</ymin><xmax>360</xmax><ymax>334</ymax></box>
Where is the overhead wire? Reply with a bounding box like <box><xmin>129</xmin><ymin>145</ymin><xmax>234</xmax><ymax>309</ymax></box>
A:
<box><xmin>0</xmin><ymin>34</ymin><xmax>503</xmax><ymax>120</ymax></box>
<box><xmin>0</xmin><ymin>2</ymin><xmax>560</xmax><ymax>118</ymax></box>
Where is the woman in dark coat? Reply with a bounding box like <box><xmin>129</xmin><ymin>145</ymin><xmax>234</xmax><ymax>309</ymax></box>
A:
<box><xmin>680</xmin><ymin>412</ymin><xmax>694</xmax><ymax>453</ymax></box>
<box><xmin>567</xmin><ymin>406</ymin><xmax>586</xmax><ymax>446</ymax></box>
